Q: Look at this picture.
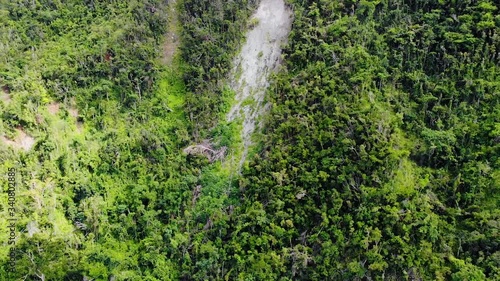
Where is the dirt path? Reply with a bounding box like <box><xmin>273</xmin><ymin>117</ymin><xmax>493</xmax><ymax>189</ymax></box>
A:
<box><xmin>161</xmin><ymin>0</ymin><xmax>179</xmax><ymax>65</ymax></box>
<box><xmin>227</xmin><ymin>0</ymin><xmax>292</xmax><ymax>168</ymax></box>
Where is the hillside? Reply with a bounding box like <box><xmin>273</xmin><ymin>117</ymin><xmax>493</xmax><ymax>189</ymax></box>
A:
<box><xmin>1</xmin><ymin>0</ymin><xmax>499</xmax><ymax>280</ymax></box>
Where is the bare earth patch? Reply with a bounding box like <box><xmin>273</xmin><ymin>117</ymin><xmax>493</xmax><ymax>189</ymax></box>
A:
<box><xmin>76</xmin><ymin>121</ymin><xmax>83</xmax><ymax>133</ymax></box>
<box><xmin>68</xmin><ymin>98</ymin><xmax>83</xmax><ymax>132</ymax></box>
<box><xmin>1</xmin><ymin>128</ymin><xmax>35</xmax><ymax>151</ymax></box>
<box><xmin>69</xmin><ymin>105</ymin><xmax>83</xmax><ymax>133</ymax></box>
<box><xmin>1</xmin><ymin>85</ymin><xmax>11</xmax><ymax>105</ymax></box>
<box><xmin>161</xmin><ymin>0</ymin><xmax>179</xmax><ymax>65</ymax></box>
<box><xmin>68</xmin><ymin>107</ymin><xmax>78</xmax><ymax>118</ymax></box>
<box><xmin>47</xmin><ymin>102</ymin><xmax>60</xmax><ymax>115</ymax></box>
<box><xmin>0</xmin><ymin>93</ymin><xmax>10</xmax><ymax>105</ymax></box>
<box><xmin>46</xmin><ymin>99</ymin><xmax>82</xmax><ymax>132</ymax></box>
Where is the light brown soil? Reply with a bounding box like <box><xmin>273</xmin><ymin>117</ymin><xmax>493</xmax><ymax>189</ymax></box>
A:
<box><xmin>0</xmin><ymin>93</ymin><xmax>10</xmax><ymax>104</ymax></box>
<box><xmin>1</xmin><ymin>128</ymin><xmax>35</xmax><ymax>151</ymax></box>
<box><xmin>68</xmin><ymin>107</ymin><xmax>78</xmax><ymax>118</ymax></box>
<box><xmin>76</xmin><ymin>121</ymin><xmax>83</xmax><ymax>133</ymax></box>
<box><xmin>161</xmin><ymin>0</ymin><xmax>179</xmax><ymax>65</ymax></box>
<box><xmin>47</xmin><ymin>102</ymin><xmax>60</xmax><ymax>115</ymax></box>
<box><xmin>1</xmin><ymin>86</ymin><xmax>11</xmax><ymax>105</ymax></box>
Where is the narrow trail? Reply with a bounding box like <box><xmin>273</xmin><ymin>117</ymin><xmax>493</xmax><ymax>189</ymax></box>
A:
<box><xmin>227</xmin><ymin>0</ymin><xmax>293</xmax><ymax>169</ymax></box>
<box><xmin>162</xmin><ymin>0</ymin><xmax>179</xmax><ymax>65</ymax></box>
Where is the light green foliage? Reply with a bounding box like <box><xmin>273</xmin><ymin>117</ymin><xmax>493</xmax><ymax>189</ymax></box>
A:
<box><xmin>0</xmin><ymin>0</ymin><xmax>498</xmax><ymax>280</ymax></box>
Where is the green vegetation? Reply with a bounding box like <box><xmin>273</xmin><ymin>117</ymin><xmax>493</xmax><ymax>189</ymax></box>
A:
<box><xmin>0</xmin><ymin>0</ymin><xmax>499</xmax><ymax>280</ymax></box>
<box><xmin>222</xmin><ymin>0</ymin><xmax>500</xmax><ymax>280</ymax></box>
<box><xmin>248</xmin><ymin>17</ymin><xmax>260</xmax><ymax>29</ymax></box>
<box><xmin>0</xmin><ymin>1</ymin><xmax>194</xmax><ymax>280</ymax></box>
<box><xmin>179</xmin><ymin>0</ymin><xmax>258</xmax><ymax>138</ymax></box>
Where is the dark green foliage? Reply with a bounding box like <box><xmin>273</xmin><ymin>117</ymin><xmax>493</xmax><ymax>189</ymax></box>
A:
<box><xmin>1</xmin><ymin>0</ymin><xmax>498</xmax><ymax>280</ymax></box>
<box><xmin>219</xmin><ymin>0</ymin><xmax>500</xmax><ymax>280</ymax></box>
<box><xmin>179</xmin><ymin>0</ymin><xmax>258</xmax><ymax>138</ymax></box>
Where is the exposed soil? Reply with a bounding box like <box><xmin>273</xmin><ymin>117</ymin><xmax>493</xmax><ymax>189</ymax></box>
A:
<box><xmin>0</xmin><ymin>93</ymin><xmax>10</xmax><ymax>105</ymax></box>
<box><xmin>227</xmin><ymin>0</ymin><xmax>293</xmax><ymax>168</ymax></box>
<box><xmin>76</xmin><ymin>121</ymin><xmax>83</xmax><ymax>133</ymax></box>
<box><xmin>1</xmin><ymin>128</ymin><xmax>35</xmax><ymax>151</ymax></box>
<box><xmin>1</xmin><ymin>85</ymin><xmax>11</xmax><ymax>105</ymax></box>
<box><xmin>68</xmin><ymin>107</ymin><xmax>78</xmax><ymax>118</ymax></box>
<box><xmin>161</xmin><ymin>0</ymin><xmax>179</xmax><ymax>65</ymax></box>
<box><xmin>47</xmin><ymin>102</ymin><xmax>60</xmax><ymax>115</ymax></box>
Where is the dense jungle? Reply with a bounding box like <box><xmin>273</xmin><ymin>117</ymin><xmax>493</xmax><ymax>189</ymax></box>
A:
<box><xmin>0</xmin><ymin>0</ymin><xmax>499</xmax><ymax>280</ymax></box>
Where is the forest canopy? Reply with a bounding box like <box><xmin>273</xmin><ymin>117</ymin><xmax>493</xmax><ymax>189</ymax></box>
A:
<box><xmin>0</xmin><ymin>0</ymin><xmax>499</xmax><ymax>280</ymax></box>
